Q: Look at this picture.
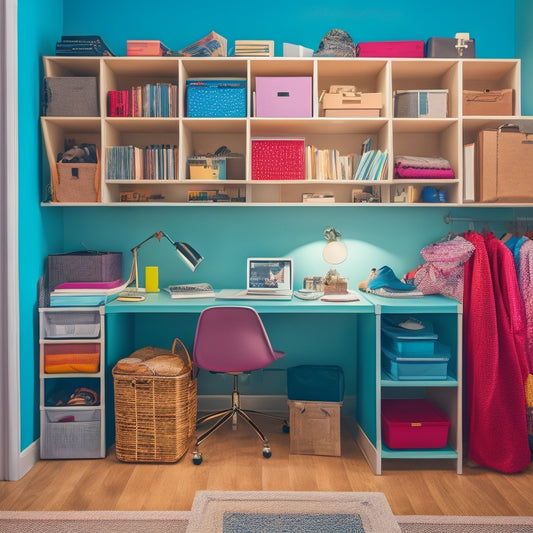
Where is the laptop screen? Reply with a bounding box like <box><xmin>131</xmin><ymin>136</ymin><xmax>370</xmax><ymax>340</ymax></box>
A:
<box><xmin>247</xmin><ymin>258</ymin><xmax>293</xmax><ymax>292</ymax></box>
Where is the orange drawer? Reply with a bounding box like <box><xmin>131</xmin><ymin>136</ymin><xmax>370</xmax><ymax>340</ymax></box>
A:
<box><xmin>44</xmin><ymin>343</ymin><xmax>100</xmax><ymax>373</ymax></box>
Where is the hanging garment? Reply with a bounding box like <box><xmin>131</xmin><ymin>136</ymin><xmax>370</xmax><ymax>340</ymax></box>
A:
<box><xmin>485</xmin><ymin>233</ymin><xmax>530</xmax><ymax>381</ymax></box>
<box><xmin>414</xmin><ymin>235</ymin><xmax>474</xmax><ymax>302</ymax></box>
<box><xmin>463</xmin><ymin>231</ymin><xmax>530</xmax><ymax>474</ymax></box>
<box><xmin>518</xmin><ymin>239</ymin><xmax>533</xmax><ymax>371</ymax></box>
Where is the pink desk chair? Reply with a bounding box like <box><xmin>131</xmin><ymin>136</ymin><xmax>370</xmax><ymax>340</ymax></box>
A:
<box><xmin>191</xmin><ymin>306</ymin><xmax>286</xmax><ymax>465</ymax></box>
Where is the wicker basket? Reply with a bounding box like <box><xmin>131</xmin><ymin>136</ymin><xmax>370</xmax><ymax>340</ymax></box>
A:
<box><xmin>52</xmin><ymin>151</ymin><xmax>101</xmax><ymax>203</ymax></box>
<box><xmin>112</xmin><ymin>338</ymin><xmax>197</xmax><ymax>463</ymax></box>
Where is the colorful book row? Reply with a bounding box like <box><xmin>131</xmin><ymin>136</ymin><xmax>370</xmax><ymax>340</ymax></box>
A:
<box><xmin>105</xmin><ymin>145</ymin><xmax>179</xmax><ymax>181</ymax></box>
<box><xmin>107</xmin><ymin>83</ymin><xmax>178</xmax><ymax>117</ymax></box>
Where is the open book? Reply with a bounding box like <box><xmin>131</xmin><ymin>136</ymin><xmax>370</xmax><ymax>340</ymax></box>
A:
<box><xmin>165</xmin><ymin>283</ymin><xmax>215</xmax><ymax>299</ymax></box>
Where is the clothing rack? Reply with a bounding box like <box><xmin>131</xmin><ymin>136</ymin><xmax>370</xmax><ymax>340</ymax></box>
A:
<box><xmin>444</xmin><ymin>215</ymin><xmax>533</xmax><ymax>225</ymax></box>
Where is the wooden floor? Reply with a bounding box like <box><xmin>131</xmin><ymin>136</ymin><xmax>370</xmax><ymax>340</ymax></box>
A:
<box><xmin>1</xmin><ymin>417</ymin><xmax>532</xmax><ymax>516</ymax></box>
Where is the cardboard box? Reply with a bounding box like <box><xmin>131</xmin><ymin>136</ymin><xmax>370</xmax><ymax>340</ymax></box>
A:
<box><xmin>463</xmin><ymin>89</ymin><xmax>513</xmax><ymax>116</ymax></box>
<box><xmin>288</xmin><ymin>400</ymin><xmax>342</xmax><ymax>456</ymax></box>
<box><xmin>381</xmin><ymin>399</ymin><xmax>450</xmax><ymax>449</ymax></box>
<box><xmin>477</xmin><ymin>126</ymin><xmax>533</xmax><ymax>202</ymax></box>
<box><xmin>322</xmin><ymin>92</ymin><xmax>382</xmax><ymax>117</ymax></box>
<box><xmin>394</xmin><ymin>90</ymin><xmax>448</xmax><ymax>118</ymax></box>
<box><xmin>255</xmin><ymin>77</ymin><xmax>312</xmax><ymax>118</ymax></box>
<box><xmin>42</xmin><ymin>77</ymin><xmax>98</xmax><ymax>117</ymax></box>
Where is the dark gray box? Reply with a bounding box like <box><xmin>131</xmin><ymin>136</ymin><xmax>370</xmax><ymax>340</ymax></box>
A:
<box><xmin>425</xmin><ymin>37</ymin><xmax>475</xmax><ymax>58</ymax></box>
<box><xmin>42</xmin><ymin>77</ymin><xmax>98</xmax><ymax>116</ymax></box>
<box><xmin>47</xmin><ymin>251</ymin><xmax>122</xmax><ymax>289</ymax></box>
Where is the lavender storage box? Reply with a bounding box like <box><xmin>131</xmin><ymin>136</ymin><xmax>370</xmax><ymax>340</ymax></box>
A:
<box><xmin>255</xmin><ymin>76</ymin><xmax>312</xmax><ymax>118</ymax></box>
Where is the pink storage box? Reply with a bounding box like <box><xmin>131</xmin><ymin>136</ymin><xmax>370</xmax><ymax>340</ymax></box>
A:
<box><xmin>381</xmin><ymin>398</ymin><xmax>450</xmax><ymax>449</ymax></box>
<box><xmin>356</xmin><ymin>40</ymin><xmax>425</xmax><ymax>58</ymax></box>
<box><xmin>255</xmin><ymin>77</ymin><xmax>312</xmax><ymax>117</ymax></box>
<box><xmin>251</xmin><ymin>138</ymin><xmax>305</xmax><ymax>180</ymax></box>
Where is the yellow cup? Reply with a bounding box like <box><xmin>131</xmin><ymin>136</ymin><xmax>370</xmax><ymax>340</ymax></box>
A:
<box><xmin>145</xmin><ymin>266</ymin><xmax>159</xmax><ymax>292</ymax></box>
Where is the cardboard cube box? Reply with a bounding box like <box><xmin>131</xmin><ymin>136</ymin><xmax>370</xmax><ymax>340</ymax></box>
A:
<box><xmin>288</xmin><ymin>400</ymin><xmax>342</xmax><ymax>456</ymax></box>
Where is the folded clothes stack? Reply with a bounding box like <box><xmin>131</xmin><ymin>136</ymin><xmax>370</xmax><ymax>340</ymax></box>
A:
<box><xmin>394</xmin><ymin>156</ymin><xmax>455</xmax><ymax>179</ymax></box>
<box><xmin>358</xmin><ymin>266</ymin><xmax>424</xmax><ymax>298</ymax></box>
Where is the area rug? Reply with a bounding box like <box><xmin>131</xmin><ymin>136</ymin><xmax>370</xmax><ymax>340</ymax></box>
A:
<box><xmin>397</xmin><ymin>514</ymin><xmax>533</xmax><ymax>533</ymax></box>
<box><xmin>185</xmin><ymin>490</ymin><xmax>401</xmax><ymax>532</ymax></box>
<box><xmin>2</xmin><ymin>500</ymin><xmax>533</xmax><ymax>532</ymax></box>
<box><xmin>0</xmin><ymin>510</ymin><xmax>190</xmax><ymax>533</ymax></box>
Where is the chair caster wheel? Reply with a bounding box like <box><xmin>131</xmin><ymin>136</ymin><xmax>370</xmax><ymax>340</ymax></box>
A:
<box><xmin>282</xmin><ymin>424</ymin><xmax>290</xmax><ymax>433</ymax></box>
<box><xmin>192</xmin><ymin>451</ymin><xmax>203</xmax><ymax>465</ymax></box>
<box><xmin>263</xmin><ymin>446</ymin><xmax>272</xmax><ymax>459</ymax></box>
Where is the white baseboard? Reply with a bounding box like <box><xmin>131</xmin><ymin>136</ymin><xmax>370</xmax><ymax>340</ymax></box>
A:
<box><xmin>198</xmin><ymin>394</ymin><xmax>356</xmax><ymax>416</ymax></box>
<box><xmin>16</xmin><ymin>439</ymin><xmax>39</xmax><ymax>480</ymax></box>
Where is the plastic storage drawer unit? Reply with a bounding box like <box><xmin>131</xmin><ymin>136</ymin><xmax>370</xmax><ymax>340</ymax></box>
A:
<box><xmin>40</xmin><ymin>408</ymin><xmax>102</xmax><ymax>459</ymax></box>
<box><xmin>381</xmin><ymin>398</ymin><xmax>450</xmax><ymax>449</ymax></box>
<box><xmin>382</xmin><ymin>342</ymin><xmax>451</xmax><ymax>380</ymax></box>
<box><xmin>44</xmin><ymin>343</ymin><xmax>101</xmax><ymax>373</ymax></box>
<box><xmin>42</xmin><ymin>309</ymin><xmax>101</xmax><ymax>339</ymax></box>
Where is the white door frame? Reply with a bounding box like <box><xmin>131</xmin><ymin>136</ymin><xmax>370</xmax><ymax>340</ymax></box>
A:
<box><xmin>0</xmin><ymin>0</ymin><xmax>21</xmax><ymax>481</ymax></box>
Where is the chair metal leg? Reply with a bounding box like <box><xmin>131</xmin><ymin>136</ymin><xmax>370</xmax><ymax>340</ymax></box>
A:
<box><xmin>194</xmin><ymin>410</ymin><xmax>234</xmax><ymax>449</ymax></box>
<box><xmin>196</xmin><ymin>409</ymin><xmax>232</xmax><ymax>427</ymax></box>
<box><xmin>192</xmin><ymin>374</ymin><xmax>281</xmax><ymax>464</ymax></box>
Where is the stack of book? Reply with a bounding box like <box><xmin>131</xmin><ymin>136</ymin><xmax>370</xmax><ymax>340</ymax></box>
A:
<box><xmin>49</xmin><ymin>279</ymin><xmax>126</xmax><ymax>307</ymax></box>
<box><xmin>354</xmin><ymin>149</ymin><xmax>389</xmax><ymax>181</ymax></box>
<box><xmin>107</xmin><ymin>83</ymin><xmax>178</xmax><ymax>117</ymax></box>
<box><xmin>105</xmin><ymin>145</ymin><xmax>179</xmax><ymax>181</ymax></box>
<box><xmin>55</xmin><ymin>35</ymin><xmax>114</xmax><ymax>56</ymax></box>
<box><xmin>305</xmin><ymin>146</ymin><xmax>360</xmax><ymax>181</ymax></box>
<box><xmin>127</xmin><ymin>40</ymin><xmax>170</xmax><ymax>57</ymax></box>
<box><xmin>234</xmin><ymin>40</ymin><xmax>274</xmax><ymax>57</ymax></box>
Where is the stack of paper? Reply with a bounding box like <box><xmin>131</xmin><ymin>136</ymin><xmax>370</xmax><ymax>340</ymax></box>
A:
<box><xmin>50</xmin><ymin>279</ymin><xmax>128</xmax><ymax>307</ymax></box>
<box><xmin>234</xmin><ymin>40</ymin><xmax>274</xmax><ymax>57</ymax></box>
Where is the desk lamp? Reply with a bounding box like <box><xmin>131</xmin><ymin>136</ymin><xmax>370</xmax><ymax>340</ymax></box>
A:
<box><xmin>322</xmin><ymin>227</ymin><xmax>348</xmax><ymax>294</ymax></box>
<box><xmin>128</xmin><ymin>231</ymin><xmax>203</xmax><ymax>293</ymax></box>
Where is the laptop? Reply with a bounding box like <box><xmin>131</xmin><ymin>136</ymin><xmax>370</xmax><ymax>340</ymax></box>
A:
<box><xmin>216</xmin><ymin>258</ymin><xmax>294</xmax><ymax>300</ymax></box>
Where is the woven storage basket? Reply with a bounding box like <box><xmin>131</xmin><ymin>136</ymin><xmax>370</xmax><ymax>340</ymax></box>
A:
<box><xmin>52</xmin><ymin>151</ymin><xmax>101</xmax><ymax>203</ymax></box>
<box><xmin>112</xmin><ymin>338</ymin><xmax>197</xmax><ymax>463</ymax></box>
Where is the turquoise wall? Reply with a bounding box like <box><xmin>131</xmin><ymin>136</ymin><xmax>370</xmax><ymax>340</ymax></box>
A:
<box><xmin>17</xmin><ymin>0</ymin><xmax>63</xmax><ymax>450</ymax></box>
<box><xmin>516</xmin><ymin>0</ymin><xmax>533</xmax><ymax>114</ymax></box>
<box><xmin>62</xmin><ymin>0</ymin><xmax>516</xmax><ymax>59</ymax></box>
<box><xmin>16</xmin><ymin>0</ymin><xmax>533</xmax><ymax>450</ymax></box>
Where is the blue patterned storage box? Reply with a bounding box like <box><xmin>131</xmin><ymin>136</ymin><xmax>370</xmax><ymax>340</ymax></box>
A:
<box><xmin>186</xmin><ymin>78</ymin><xmax>247</xmax><ymax>117</ymax></box>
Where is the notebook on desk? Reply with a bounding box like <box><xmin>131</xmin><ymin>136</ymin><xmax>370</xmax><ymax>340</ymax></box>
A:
<box><xmin>216</xmin><ymin>258</ymin><xmax>294</xmax><ymax>300</ymax></box>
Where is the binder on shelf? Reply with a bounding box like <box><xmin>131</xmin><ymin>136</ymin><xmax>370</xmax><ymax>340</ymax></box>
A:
<box><xmin>463</xmin><ymin>142</ymin><xmax>475</xmax><ymax>202</ymax></box>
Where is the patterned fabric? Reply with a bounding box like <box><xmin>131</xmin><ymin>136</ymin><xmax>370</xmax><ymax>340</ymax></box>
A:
<box><xmin>518</xmin><ymin>239</ymin><xmax>533</xmax><ymax>371</ymax></box>
<box><xmin>414</xmin><ymin>236</ymin><xmax>474</xmax><ymax>302</ymax></box>
<box><xmin>463</xmin><ymin>231</ymin><xmax>531</xmax><ymax>474</ymax></box>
